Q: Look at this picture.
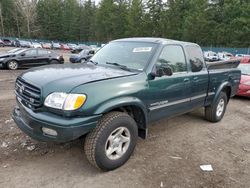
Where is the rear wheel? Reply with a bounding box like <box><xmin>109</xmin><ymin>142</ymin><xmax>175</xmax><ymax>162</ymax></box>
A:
<box><xmin>7</xmin><ymin>60</ymin><xmax>18</xmax><ymax>70</ymax></box>
<box><xmin>84</xmin><ymin>112</ymin><xmax>138</xmax><ymax>171</ymax></box>
<box><xmin>80</xmin><ymin>58</ymin><xmax>86</xmax><ymax>63</ymax></box>
<box><xmin>205</xmin><ymin>92</ymin><xmax>228</xmax><ymax>122</ymax></box>
<box><xmin>50</xmin><ymin>60</ymin><xmax>60</xmax><ymax>64</ymax></box>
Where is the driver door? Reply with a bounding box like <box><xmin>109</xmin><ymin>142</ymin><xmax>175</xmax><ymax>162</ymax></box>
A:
<box><xmin>18</xmin><ymin>49</ymin><xmax>38</xmax><ymax>67</ymax></box>
<box><xmin>147</xmin><ymin>45</ymin><xmax>192</xmax><ymax>122</ymax></box>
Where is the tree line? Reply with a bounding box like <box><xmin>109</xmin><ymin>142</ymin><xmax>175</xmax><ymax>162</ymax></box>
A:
<box><xmin>0</xmin><ymin>0</ymin><xmax>249</xmax><ymax>47</ymax></box>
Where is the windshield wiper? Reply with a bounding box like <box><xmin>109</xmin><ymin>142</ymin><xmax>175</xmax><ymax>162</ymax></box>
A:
<box><xmin>106</xmin><ymin>62</ymin><xmax>132</xmax><ymax>71</ymax></box>
<box><xmin>87</xmin><ymin>59</ymin><xmax>98</xmax><ymax>65</ymax></box>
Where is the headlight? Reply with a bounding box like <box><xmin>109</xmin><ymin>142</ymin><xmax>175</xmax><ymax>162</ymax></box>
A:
<box><xmin>0</xmin><ymin>58</ymin><xmax>5</xmax><ymax>61</ymax></box>
<box><xmin>44</xmin><ymin>92</ymin><xmax>86</xmax><ymax>110</ymax></box>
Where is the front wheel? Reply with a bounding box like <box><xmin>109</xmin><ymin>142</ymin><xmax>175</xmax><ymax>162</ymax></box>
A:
<box><xmin>205</xmin><ymin>92</ymin><xmax>228</xmax><ymax>122</ymax></box>
<box><xmin>7</xmin><ymin>60</ymin><xmax>19</xmax><ymax>70</ymax></box>
<box><xmin>80</xmin><ymin>58</ymin><xmax>86</xmax><ymax>63</ymax></box>
<box><xmin>50</xmin><ymin>60</ymin><xmax>60</xmax><ymax>64</ymax></box>
<box><xmin>84</xmin><ymin>112</ymin><xmax>138</xmax><ymax>171</ymax></box>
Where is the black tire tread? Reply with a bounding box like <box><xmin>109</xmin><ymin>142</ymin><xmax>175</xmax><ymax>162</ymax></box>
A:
<box><xmin>84</xmin><ymin>111</ymin><xmax>129</xmax><ymax>169</ymax></box>
<box><xmin>205</xmin><ymin>91</ymin><xmax>227</xmax><ymax>122</ymax></box>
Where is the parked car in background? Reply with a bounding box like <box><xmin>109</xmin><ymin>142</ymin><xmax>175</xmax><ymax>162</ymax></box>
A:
<box><xmin>69</xmin><ymin>49</ymin><xmax>95</xmax><ymax>63</ymax></box>
<box><xmin>67</xmin><ymin>43</ymin><xmax>78</xmax><ymax>50</ymax></box>
<box><xmin>204</xmin><ymin>51</ymin><xmax>219</xmax><ymax>62</ymax></box>
<box><xmin>31</xmin><ymin>42</ymin><xmax>42</xmax><ymax>48</ymax></box>
<box><xmin>240</xmin><ymin>57</ymin><xmax>250</xmax><ymax>64</ymax></box>
<box><xmin>0</xmin><ymin>39</ymin><xmax>4</xmax><ymax>47</ymax></box>
<box><xmin>237</xmin><ymin>63</ymin><xmax>250</xmax><ymax>97</ymax></box>
<box><xmin>0</xmin><ymin>48</ymin><xmax>64</xmax><ymax>70</ymax></box>
<box><xmin>2</xmin><ymin>39</ymin><xmax>12</xmax><ymax>46</ymax></box>
<box><xmin>218</xmin><ymin>52</ymin><xmax>234</xmax><ymax>61</ymax></box>
<box><xmin>15</xmin><ymin>40</ymin><xmax>32</xmax><ymax>48</ymax></box>
<box><xmin>51</xmin><ymin>42</ymin><xmax>61</xmax><ymax>49</ymax></box>
<box><xmin>236</xmin><ymin>54</ymin><xmax>250</xmax><ymax>58</ymax></box>
<box><xmin>71</xmin><ymin>44</ymin><xmax>91</xmax><ymax>54</ymax></box>
<box><xmin>60</xmin><ymin>43</ymin><xmax>71</xmax><ymax>50</ymax></box>
<box><xmin>41</xmin><ymin>42</ymin><xmax>52</xmax><ymax>49</ymax></box>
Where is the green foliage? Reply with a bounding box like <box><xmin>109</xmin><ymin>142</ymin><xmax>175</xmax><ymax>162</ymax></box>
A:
<box><xmin>0</xmin><ymin>0</ymin><xmax>249</xmax><ymax>47</ymax></box>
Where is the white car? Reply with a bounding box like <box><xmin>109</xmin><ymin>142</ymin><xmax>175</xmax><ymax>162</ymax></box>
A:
<box><xmin>203</xmin><ymin>51</ymin><xmax>219</xmax><ymax>62</ymax></box>
<box><xmin>31</xmin><ymin>42</ymin><xmax>42</xmax><ymax>48</ymax></box>
<box><xmin>218</xmin><ymin>52</ymin><xmax>234</xmax><ymax>61</ymax></box>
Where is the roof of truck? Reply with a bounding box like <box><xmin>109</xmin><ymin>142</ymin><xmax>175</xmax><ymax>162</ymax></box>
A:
<box><xmin>113</xmin><ymin>37</ymin><xmax>198</xmax><ymax>46</ymax></box>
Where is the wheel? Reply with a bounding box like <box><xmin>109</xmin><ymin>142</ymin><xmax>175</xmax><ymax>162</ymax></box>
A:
<box><xmin>205</xmin><ymin>92</ymin><xmax>228</xmax><ymax>122</ymax></box>
<box><xmin>50</xmin><ymin>60</ymin><xmax>60</xmax><ymax>64</ymax></box>
<box><xmin>7</xmin><ymin>60</ymin><xmax>18</xmax><ymax>70</ymax></box>
<box><xmin>80</xmin><ymin>58</ymin><xmax>86</xmax><ymax>63</ymax></box>
<box><xmin>84</xmin><ymin>111</ymin><xmax>138</xmax><ymax>171</ymax></box>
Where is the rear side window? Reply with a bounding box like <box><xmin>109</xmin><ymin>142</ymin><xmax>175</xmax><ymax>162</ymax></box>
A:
<box><xmin>157</xmin><ymin>45</ymin><xmax>187</xmax><ymax>73</ymax></box>
<box><xmin>25</xmin><ymin>49</ymin><xmax>37</xmax><ymax>56</ymax></box>
<box><xmin>186</xmin><ymin>45</ymin><xmax>204</xmax><ymax>72</ymax></box>
<box><xmin>38</xmin><ymin>50</ymin><xmax>48</xmax><ymax>55</ymax></box>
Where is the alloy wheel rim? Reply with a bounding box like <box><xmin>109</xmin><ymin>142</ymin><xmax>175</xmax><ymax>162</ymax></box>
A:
<box><xmin>9</xmin><ymin>61</ymin><xmax>17</xmax><ymax>69</ymax></box>
<box><xmin>105</xmin><ymin>127</ymin><xmax>131</xmax><ymax>160</ymax></box>
<box><xmin>216</xmin><ymin>99</ymin><xmax>225</xmax><ymax>117</ymax></box>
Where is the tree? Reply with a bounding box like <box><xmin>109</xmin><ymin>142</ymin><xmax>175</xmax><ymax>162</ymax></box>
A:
<box><xmin>127</xmin><ymin>0</ymin><xmax>144</xmax><ymax>37</ymax></box>
<box><xmin>37</xmin><ymin>0</ymin><xmax>63</xmax><ymax>40</ymax></box>
<box><xmin>15</xmin><ymin>0</ymin><xmax>38</xmax><ymax>37</ymax></box>
<box><xmin>79</xmin><ymin>0</ymin><xmax>96</xmax><ymax>42</ymax></box>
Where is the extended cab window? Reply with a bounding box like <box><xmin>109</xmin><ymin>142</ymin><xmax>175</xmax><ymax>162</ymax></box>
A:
<box><xmin>157</xmin><ymin>45</ymin><xmax>187</xmax><ymax>73</ymax></box>
<box><xmin>186</xmin><ymin>45</ymin><xmax>204</xmax><ymax>72</ymax></box>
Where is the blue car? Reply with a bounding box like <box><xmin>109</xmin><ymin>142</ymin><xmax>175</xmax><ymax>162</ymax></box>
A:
<box><xmin>69</xmin><ymin>49</ymin><xmax>95</xmax><ymax>63</ymax></box>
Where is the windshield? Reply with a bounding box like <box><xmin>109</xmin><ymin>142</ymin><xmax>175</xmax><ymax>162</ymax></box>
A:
<box><xmin>91</xmin><ymin>41</ymin><xmax>157</xmax><ymax>70</ymax></box>
<box><xmin>238</xmin><ymin>64</ymin><xmax>250</xmax><ymax>75</ymax></box>
<box><xmin>8</xmin><ymin>48</ymin><xmax>22</xmax><ymax>53</ymax></box>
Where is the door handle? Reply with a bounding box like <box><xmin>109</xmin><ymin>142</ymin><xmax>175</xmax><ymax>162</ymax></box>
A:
<box><xmin>193</xmin><ymin>77</ymin><xmax>198</xmax><ymax>80</ymax></box>
<box><xmin>184</xmin><ymin>78</ymin><xmax>190</xmax><ymax>82</ymax></box>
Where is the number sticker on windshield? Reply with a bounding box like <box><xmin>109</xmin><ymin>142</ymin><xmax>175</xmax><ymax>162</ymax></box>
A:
<box><xmin>133</xmin><ymin>47</ymin><xmax>152</xmax><ymax>53</ymax></box>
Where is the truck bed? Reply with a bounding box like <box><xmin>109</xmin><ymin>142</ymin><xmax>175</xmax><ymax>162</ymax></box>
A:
<box><xmin>206</xmin><ymin>58</ymin><xmax>241</xmax><ymax>70</ymax></box>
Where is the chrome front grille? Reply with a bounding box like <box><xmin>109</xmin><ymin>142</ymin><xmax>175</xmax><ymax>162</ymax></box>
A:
<box><xmin>15</xmin><ymin>78</ymin><xmax>41</xmax><ymax>109</ymax></box>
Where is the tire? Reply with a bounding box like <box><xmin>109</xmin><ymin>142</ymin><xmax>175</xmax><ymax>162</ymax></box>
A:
<box><xmin>7</xmin><ymin>60</ymin><xmax>18</xmax><ymax>70</ymax></box>
<box><xmin>84</xmin><ymin>111</ymin><xmax>138</xmax><ymax>171</ymax></box>
<box><xmin>80</xmin><ymin>58</ymin><xmax>86</xmax><ymax>63</ymax></box>
<box><xmin>50</xmin><ymin>60</ymin><xmax>60</xmax><ymax>64</ymax></box>
<box><xmin>205</xmin><ymin>92</ymin><xmax>228</xmax><ymax>122</ymax></box>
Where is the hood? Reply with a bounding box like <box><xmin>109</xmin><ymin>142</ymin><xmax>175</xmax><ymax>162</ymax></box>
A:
<box><xmin>20</xmin><ymin>63</ymin><xmax>138</xmax><ymax>93</ymax></box>
<box><xmin>241</xmin><ymin>74</ymin><xmax>250</xmax><ymax>83</ymax></box>
<box><xmin>0</xmin><ymin>53</ymin><xmax>15</xmax><ymax>58</ymax></box>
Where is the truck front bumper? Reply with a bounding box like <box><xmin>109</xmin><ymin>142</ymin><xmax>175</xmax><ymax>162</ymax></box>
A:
<box><xmin>12</xmin><ymin>104</ymin><xmax>102</xmax><ymax>142</ymax></box>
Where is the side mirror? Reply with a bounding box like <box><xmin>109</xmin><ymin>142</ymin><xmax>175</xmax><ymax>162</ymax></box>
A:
<box><xmin>20</xmin><ymin>53</ymin><xmax>25</xmax><ymax>56</ymax></box>
<box><xmin>191</xmin><ymin>59</ymin><xmax>203</xmax><ymax>72</ymax></box>
<box><xmin>150</xmin><ymin>65</ymin><xmax>173</xmax><ymax>79</ymax></box>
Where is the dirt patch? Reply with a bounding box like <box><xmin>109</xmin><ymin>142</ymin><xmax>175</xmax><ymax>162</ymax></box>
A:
<box><xmin>0</xmin><ymin>67</ymin><xmax>250</xmax><ymax>187</ymax></box>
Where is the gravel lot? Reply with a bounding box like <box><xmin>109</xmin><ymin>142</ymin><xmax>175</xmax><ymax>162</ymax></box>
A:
<box><xmin>0</xmin><ymin>47</ymin><xmax>250</xmax><ymax>188</ymax></box>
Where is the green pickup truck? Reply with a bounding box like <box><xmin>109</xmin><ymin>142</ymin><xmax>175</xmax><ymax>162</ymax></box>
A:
<box><xmin>12</xmin><ymin>38</ymin><xmax>241</xmax><ymax>171</ymax></box>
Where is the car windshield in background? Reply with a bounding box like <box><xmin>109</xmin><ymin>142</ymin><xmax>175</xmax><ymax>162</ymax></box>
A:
<box><xmin>79</xmin><ymin>49</ymin><xmax>89</xmax><ymax>55</ymax></box>
<box><xmin>238</xmin><ymin>64</ymin><xmax>250</xmax><ymax>75</ymax></box>
<box><xmin>91</xmin><ymin>41</ymin><xmax>157</xmax><ymax>70</ymax></box>
<box><xmin>8</xmin><ymin>48</ymin><xmax>22</xmax><ymax>53</ymax></box>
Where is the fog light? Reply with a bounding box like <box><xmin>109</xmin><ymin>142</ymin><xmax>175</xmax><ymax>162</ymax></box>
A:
<box><xmin>42</xmin><ymin>127</ymin><xmax>57</xmax><ymax>136</ymax></box>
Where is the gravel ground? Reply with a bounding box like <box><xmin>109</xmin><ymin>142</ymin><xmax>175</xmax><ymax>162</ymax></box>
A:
<box><xmin>0</xmin><ymin>48</ymin><xmax>250</xmax><ymax>188</ymax></box>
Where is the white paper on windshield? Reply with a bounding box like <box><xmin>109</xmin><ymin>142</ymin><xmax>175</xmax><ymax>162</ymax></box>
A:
<box><xmin>133</xmin><ymin>47</ymin><xmax>152</xmax><ymax>53</ymax></box>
